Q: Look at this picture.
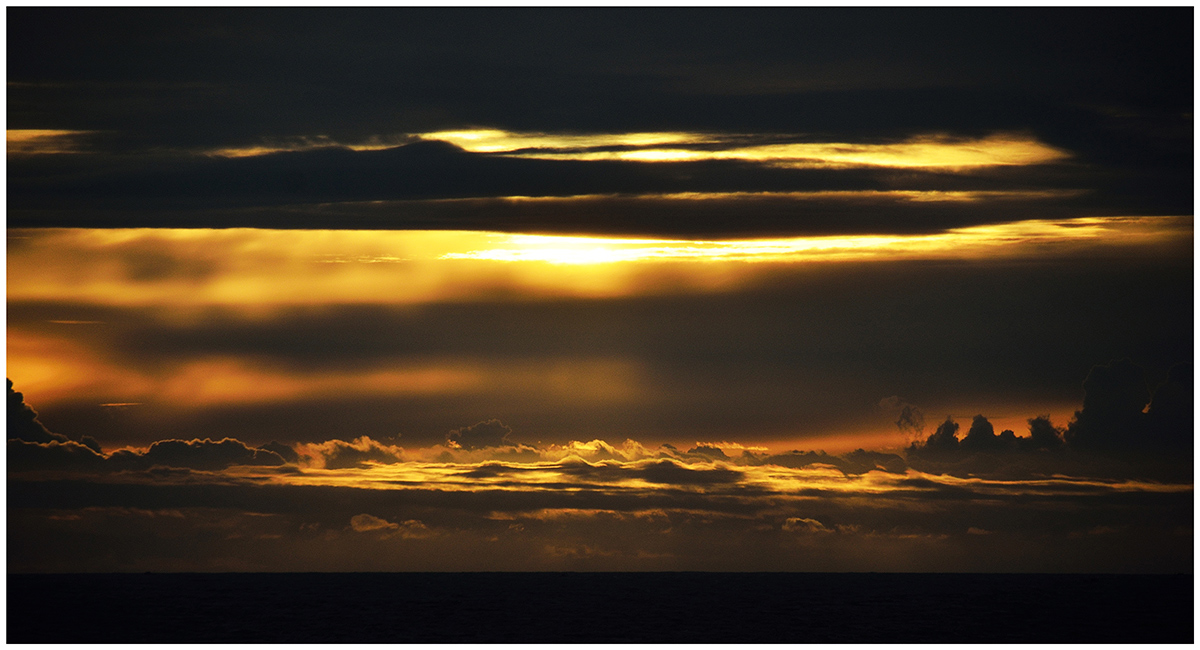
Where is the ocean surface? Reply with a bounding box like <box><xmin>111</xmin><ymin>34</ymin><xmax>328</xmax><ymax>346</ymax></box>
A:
<box><xmin>7</xmin><ymin>572</ymin><xmax>1193</xmax><ymax>643</ymax></box>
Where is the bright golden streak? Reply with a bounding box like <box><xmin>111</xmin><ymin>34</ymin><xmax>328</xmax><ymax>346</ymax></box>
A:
<box><xmin>417</xmin><ymin>129</ymin><xmax>710</xmax><ymax>153</ymax></box>
<box><xmin>207</xmin><ymin>136</ymin><xmax>404</xmax><ymax>158</ymax></box>
<box><xmin>7</xmin><ymin>217</ymin><xmax>1188</xmax><ymax>308</ymax></box>
<box><xmin>185</xmin><ymin>128</ymin><xmax>1066</xmax><ymax>168</ymax></box>
<box><xmin>7</xmin><ymin>129</ymin><xmax>92</xmax><ymax>154</ymax></box>
<box><xmin>439</xmin><ymin>217</ymin><xmax>1184</xmax><ymax>265</ymax></box>
<box><xmin>416</xmin><ymin>129</ymin><xmax>1069</xmax><ymax>169</ymax></box>
<box><xmin>258</xmin><ymin>455</ymin><xmax>1193</xmax><ymax>499</ymax></box>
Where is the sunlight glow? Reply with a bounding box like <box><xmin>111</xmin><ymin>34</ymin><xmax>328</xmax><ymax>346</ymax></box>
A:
<box><xmin>417</xmin><ymin>129</ymin><xmax>1070</xmax><ymax>169</ymax></box>
<box><xmin>7</xmin><ymin>129</ymin><xmax>93</xmax><ymax>154</ymax></box>
<box><xmin>195</xmin><ymin>128</ymin><xmax>1069</xmax><ymax>169</ymax></box>
<box><xmin>7</xmin><ymin>217</ymin><xmax>1188</xmax><ymax>309</ymax></box>
<box><xmin>439</xmin><ymin>217</ymin><xmax>1185</xmax><ymax>265</ymax></box>
<box><xmin>417</xmin><ymin>129</ymin><xmax>708</xmax><ymax>152</ymax></box>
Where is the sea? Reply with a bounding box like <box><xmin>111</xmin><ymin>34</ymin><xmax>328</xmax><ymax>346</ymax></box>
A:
<box><xmin>6</xmin><ymin>572</ymin><xmax>1193</xmax><ymax>644</ymax></box>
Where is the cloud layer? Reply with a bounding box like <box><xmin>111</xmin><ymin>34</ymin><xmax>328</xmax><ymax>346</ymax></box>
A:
<box><xmin>9</xmin><ymin>365</ymin><xmax>1193</xmax><ymax>574</ymax></box>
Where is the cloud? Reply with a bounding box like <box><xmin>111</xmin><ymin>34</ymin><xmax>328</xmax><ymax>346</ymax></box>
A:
<box><xmin>298</xmin><ymin>437</ymin><xmax>405</xmax><ymax>469</ymax></box>
<box><xmin>8</xmin><ymin>436</ymin><xmax>288</xmax><ymax>474</ymax></box>
<box><xmin>447</xmin><ymin>419</ymin><xmax>514</xmax><ymax>450</ymax></box>
<box><xmin>916</xmin><ymin>418</ymin><xmax>961</xmax><ymax>454</ymax></box>
<box><xmin>757</xmin><ymin>449</ymin><xmax>907</xmax><ymax>476</ymax></box>
<box><xmin>349</xmin><ymin>515</ymin><xmax>433</xmax><ymax>539</ymax></box>
<box><xmin>350</xmin><ymin>513</ymin><xmax>399</xmax><ymax>532</ymax></box>
<box><xmin>8</xmin><ymin>379</ymin><xmax>101</xmax><ymax>453</ymax></box>
<box><xmin>782</xmin><ymin>517</ymin><xmax>833</xmax><ymax>534</ymax></box>
<box><xmin>110</xmin><ymin>438</ymin><xmax>287</xmax><ymax>471</ymax></box>
<box><xmin>259</xmin><ymin>441</ymin><xmax>301</xmax><ymax>464</ymax></box>
<box><xmin>1065</xmin><ymin>359</ymin><xmax>1193</xmax><ymax>457</ymax></box>
<box><xmin>902</xmin><ymin>359</ymin><xmax>1193</xmax><ymax>463</ymax></box>
<box><xmin>1064</xmin><ymin>359</ymin><xmax>1152</xmax><ymax>452</ymax></box>
<box><xmin>8</xmin><ymin>439</ymin><xmax>108</xmax><ymax>472</ymax></box>
<box><xmin>8</xmin><ymin>384</ymin><xmax>289</xmax><ymax>474</ymax></box>
<box><xmin>900</xmin><ymin>360</ymin><xmax>1191</xmax><ymax>480</ymax></box>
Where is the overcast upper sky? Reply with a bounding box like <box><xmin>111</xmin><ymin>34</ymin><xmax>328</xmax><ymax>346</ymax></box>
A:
<box><xmin>7</xmin><ymin>8</ymin><xmax>1193</xmax><ymax>573</ymax></box>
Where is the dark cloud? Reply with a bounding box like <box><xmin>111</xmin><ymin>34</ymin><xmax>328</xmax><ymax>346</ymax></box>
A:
<box><xmin>10</xmin><ymin>144</ymin><xmax>1146</xmax><ymax>237</ymax></box>
<box><xmin>902</xmin><ymin>360</ymin><xmax>1191</xmax><ymax>480</ymax></box>
<box><xmin>8</xmin><ymin>380</ymin><xmax>101</xmax><ymax>452</ymax></box>
<box><xmin>1025</xmin><ymin>416</ymin><xmax>1064</xmax><ymax>451</ymax></box>
<box><xmin>9</xmin><ymin>437</ymin><xmax>287</xmax><ymax>474</ymax></box>
<box><xmin>8</xmin><ymin>439</ymin><xmax>108</xmax><ymax>472</ymax></box>
<box><xmin>8</xmin><ymin>386</ymin><xmax>287</xmax><ymax>473</ymax></box>
<box><xmin>9</xmin><ymin>9</ymin><xmax>1189</xmax><ymax>138</ymax></box>
<box><xmin>447</xmin><ymin>420</ymin><xmax>514</xmax><ymax>451</ymax></box>
<box><xmin>7</xmin><ymin>9</ymin><xmax>1191</xmax><ymax>234</ymax></box>
<box><xmin>685</xmin><ymin>445</ymin><xmax>730</xmax><ymax>461</ymax></box>
<box><xmin>9</xmin><ymin>379</ymin><xmax>65</xmax><ymax>444</ymax></box>
<box><xmin>111</xmin><ymin>438</ymin><xmax>287</xmax><ymax>471</ymax></box>
<box><xmin>920</xmin><ymin>418</ymin><xmax>962</xmax><ymax>454</ymax></box>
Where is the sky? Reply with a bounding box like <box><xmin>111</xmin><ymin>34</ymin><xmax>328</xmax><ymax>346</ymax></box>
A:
<box><xmin>7</xmin><ymin>8</ymin><xmax>1194</xmax><ymax>573</ymax></box>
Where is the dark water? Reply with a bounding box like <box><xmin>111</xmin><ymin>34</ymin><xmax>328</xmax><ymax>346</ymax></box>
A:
<box><xmin>7</xmin><ymin>572</ymin><xmax>1193</xmax><ymax>643</ymax></box>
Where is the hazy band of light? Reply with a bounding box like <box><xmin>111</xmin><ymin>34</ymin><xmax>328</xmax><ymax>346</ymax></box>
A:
<box><xmin>438</xmin><ymin>217</ymin><xmax>1185</xmax><ymax>265</ymax></box>
<box><xmin>423</xmin><ymin>189</ymin><xmax>1087</xmax><ymax>204</ymax></box>
<box><xmin>417</xmin><ymin>129</ymin><xmax>1070</xmax><ymax>168</ymax></box>
<box><xmin>251</xmin><ymin>453</ymin><xmax>1193</xmax><ymax>499</ymax></box>
<box><xmin>7</xmin><ymin>129</ymin><xmax>95</xmax><ymax>154</ymax></box>
<box><xmin>7</xmin><ymin>125</ymin><xmax>1068</xmax><ymax>169</ymax></box>
<box><xmin>7</xmin><ymin>217</ymin><xmax>1188</xmax><ymax>307</ymax></box>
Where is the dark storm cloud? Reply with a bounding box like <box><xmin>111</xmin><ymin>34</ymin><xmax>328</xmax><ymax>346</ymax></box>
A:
<box><xmin>7</xmin><ymin>8</ymin><xmax>1191</xmax><ymax>234</ymax></box>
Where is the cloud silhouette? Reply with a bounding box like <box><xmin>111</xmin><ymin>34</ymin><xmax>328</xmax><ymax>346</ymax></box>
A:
<box><xmin>1064</xmin><ymin>359</ymin><xmax>1151</xmax><ymax>453</ymax></box>
<box><xmin>448</xmin><ymin>419</ymin><xmax>514</xmax><ymax>450</ymax></box>
<box><xmin>8</xmin><ymin>379</ymin><xmax>101</xmax><ymax>453</ymax></box>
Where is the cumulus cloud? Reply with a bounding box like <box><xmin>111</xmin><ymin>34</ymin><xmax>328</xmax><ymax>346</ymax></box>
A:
<box><xmin>109</xmin><ymin>438</ymin><xmax>286</xmax><ymax>471</ymax></box>
<box><xmin>297</xmin><ymin>436</ymin><xmax>405</xmax><ymax>469</ymax></box>
<box><xmin>447</xmin><ymin>419</ymin><xmax>514</xmax><ymax>450</ymax></box>
<box><xmin>1066</xmin><ymin>359</ymin><xmax>1193</xmax><ymax>455</ymax></box>
<box><xmin>1064</xmin><ymin>359</ymin><xmax>1152</xmax><ymax>453</ymax></box>
<box><xmin>782</xmin><ymin>517</ymin><xmax>833</xmax><ymax>534</ymax></box>
<box><xmin>8</xmin><ymin>438</ymin><xmax>108</xmax><ymax>472</ymax></box>
<box><xmin>9</xmin><ymin>436</ymin><xmax>287</xmax><ymax>473</ymax></box>
<box><xmin>8</xmin><ymin>379</ymin><xmax>101</xmax><ymax>452</ymax></box>
<box><xmin>350</xmin><ymin>513</ymin><xmax>399</xmax><ymax>532</ymax></box>
<box><xmin>9</xmin><ymin>380</ymin><xmax>291</xmax><ymax>473</ymax></box>
<box><xmin>349</xmin><ymin>514</ymin><xmax>432</xmax><ymax>539</ymax></box>
<box><xmin>903</xmin><ymin>360</ymin><xmax>1191</xmax><ymax>479</ymax></box>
